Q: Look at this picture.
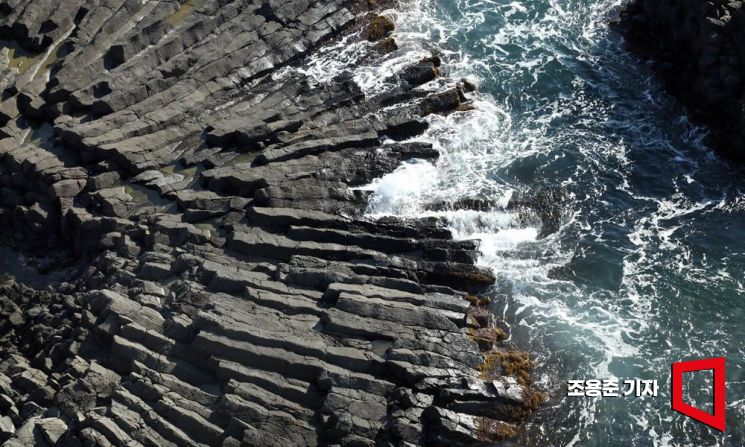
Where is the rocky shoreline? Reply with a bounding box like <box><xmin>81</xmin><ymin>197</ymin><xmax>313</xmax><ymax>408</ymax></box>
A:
<box><xmin>0</xmin><ymin>1</ymin><xmax>545</xmax><ymax>445</ymax></box>
<box><xmin>620</xmin><ymin>0</ymin><xmax>745</xmax><ymax>162</ymax></box>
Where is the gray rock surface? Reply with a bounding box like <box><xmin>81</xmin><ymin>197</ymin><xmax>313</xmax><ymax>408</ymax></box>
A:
<box><xmin>0</xmin><ymin>1</ymin><xmax>542</xmax><ymax>445</ymax></box>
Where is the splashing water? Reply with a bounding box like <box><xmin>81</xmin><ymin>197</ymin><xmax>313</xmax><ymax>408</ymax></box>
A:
<box><xmin>302</xmin><ymin>0</ymin><xmax>745</xmax><ymax>445</ymax></box>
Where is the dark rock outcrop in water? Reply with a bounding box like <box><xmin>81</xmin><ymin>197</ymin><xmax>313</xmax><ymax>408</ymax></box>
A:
<box><xmin>620</xmin><ymin>0</ymin><xmax>745</xmax><ymax>161</ymax></box>
<box><xmin>0</xmin><ymin>1</ymin><xmax>540</xmax><ymax>446</ymax></box>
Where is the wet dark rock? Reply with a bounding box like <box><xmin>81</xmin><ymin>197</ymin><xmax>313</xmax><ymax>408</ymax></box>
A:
<box><xmin>372</xmin><ymin>36</ymin><xmax>398</xmax><ymax>55</ymax></box>
<box><xmin>397</xmin><ymin>61</ymin><xmax>439</xmax><ymax>88</ymax></box>
<box><xmin>425</xmin><ymin>197</ymin><xmax>501</xmax><ymax>212</ymax></box>
<box><xmin>462</xmin><ymin>78</ymin><xmax>477</xmax><ymax>92</ymax></box>
<box><xmin>508</xmin><ymin>187</ymin><xmax>566</xmax><ymax>238</ymax></box>
<box><xmin>620</xmin><ymin>0</ymin><xmax>745</xmax><ymax>161</ymax></box>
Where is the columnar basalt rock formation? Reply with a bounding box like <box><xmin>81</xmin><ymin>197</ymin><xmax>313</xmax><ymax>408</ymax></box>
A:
<box><xmin>620</xmin><ymin>0</ymin><xmax>745</xmax><ymax>161</ymax></box>
<box><xmin>0</xmin><ymin>1</ymin><xmax>545</xmax><ymax>445</ymax></box>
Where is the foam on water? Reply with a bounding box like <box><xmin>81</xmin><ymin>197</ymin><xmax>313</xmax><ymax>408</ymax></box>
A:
<box><xmin>358</xmin><ymin>159</ymin><xmax>439</xmax><ymax>215</ymax></box>
<box><xmin>299</xmin><ymin>0</ymin><xmax>745</xmax><ymax>444</ymax></box>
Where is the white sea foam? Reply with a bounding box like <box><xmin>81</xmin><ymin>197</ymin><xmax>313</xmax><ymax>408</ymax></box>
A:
<box><xmin>358</xmin><ymin>159</ymin><xmax>439</xmax><ymax>215</ymax></box>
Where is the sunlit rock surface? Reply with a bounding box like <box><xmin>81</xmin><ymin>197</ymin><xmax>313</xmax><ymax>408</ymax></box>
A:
<box><xmin>0</xmin><ymin>1</ymin><xmax>541</xmax><ymax>445</ymax></box>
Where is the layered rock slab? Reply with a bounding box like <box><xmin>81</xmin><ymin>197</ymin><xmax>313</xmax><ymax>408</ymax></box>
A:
<box><xmin>0</xmin><ymin>1</ymin><xmax>542</xmax><ymax>446</ymax></box>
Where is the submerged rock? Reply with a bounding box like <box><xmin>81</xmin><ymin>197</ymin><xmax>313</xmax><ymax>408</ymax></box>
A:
<box><xmin>508</xmin><ymin>187</ymin><xmax>566</xmax><ymax>238</ymax></box>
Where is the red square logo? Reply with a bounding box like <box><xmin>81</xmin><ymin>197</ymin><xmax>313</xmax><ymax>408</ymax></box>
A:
<box><xmin>671</xmin><ymin>357</ymin><xmax>726</xmax><ymax>432</ymax></box>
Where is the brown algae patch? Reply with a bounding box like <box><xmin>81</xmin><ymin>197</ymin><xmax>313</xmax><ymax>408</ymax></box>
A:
<box><xmin>480</xmin><ymin>349</ymin><xmax>535</xmax><ymax>386</ymax></box>
<box><xmin>124</xmin><ymin>184</ymin><xmax>170</xmax><ymax>208</ymax></box>
<box><xmin>232</xmin><ymin>151</ymin><xmax>259</xmax><ymax>165</ymax></box>
<box><xmin>2</xmin><ymin>40</ymin><xmax>41</xmax><ymax>73</ymax></box>
<box><xmin>165</xmin><ymin>0</ymin><xmax>204</xmax><ymax>27</ymax></box>
<box><xmin>160</xmin><ymin>164</ymin><xmax>176</xmax><ymax>175</ymax></box>
<box><xmin>475</xmin><ymin>419</ymin><xmax>519</xmax><ymax>443</ymax></box>
<box><xmin>37</xmin><ymin>38</ymin><xmax>67</xmax><ymax>74</ymax></box>
<box><xmin>463</xmin><ymin>293</ymin><xmax>546</xmax><ymax>440</ymax></box>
